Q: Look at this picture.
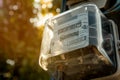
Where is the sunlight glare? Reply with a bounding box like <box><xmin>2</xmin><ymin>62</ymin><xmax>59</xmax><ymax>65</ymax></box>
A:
<box><xmin>47</xmin><ymin>2</ymin><xmax>53</xmax><ymax>8</ymax></box>
<box><xmin>6</xmin><ymin>59</ymin><xmax>15</xmax><ymax>66</ymax></box>
<box><xmin>56</xmin><ymin>8</ymin><xmax>61</xmax><ymax>13</ymax></box>
<box><xmin>34</xmin><ymin>2</ymin><xmax>41</xmax><ymax>9</ymax></box>
<box><xmin>43</xmin><ymin>0</ymin><xmax>53</xmax><ymax>3</ymax></box>
<box><xmin>42</xmin><ymin>4</ymin><xmax>47</xmax><ymax>9</ymax></box>
<box><xmin>32</xmin><ymin>0</ymin><xmax>55</xmax><ymax>28</ymax></box>
<box><xmin>33</xmin><ymin>13</ymin><xmax>54</xmax><ymax>27</ymax></box>
<box><xmin>34</xmin><ymin>0</ymin><xmax>40</xmax><ymax>3</ymax></box>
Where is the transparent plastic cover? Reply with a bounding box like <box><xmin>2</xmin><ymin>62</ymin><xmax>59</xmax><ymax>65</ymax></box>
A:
<box><xmin>39</xmin><ymin>4</ymin><xmax>118</xmax><ymax>80</ymax></box>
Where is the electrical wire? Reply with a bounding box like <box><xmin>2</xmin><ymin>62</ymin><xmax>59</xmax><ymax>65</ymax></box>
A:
<box><xmin>61</xmin><ymin>0</ymin><xmax>67</xmax><ymax>13</ymax></box>
<box><xmin>104</xmin><ymin>0</ymin><xmax>120</xmax><ymax>14</ymax></box>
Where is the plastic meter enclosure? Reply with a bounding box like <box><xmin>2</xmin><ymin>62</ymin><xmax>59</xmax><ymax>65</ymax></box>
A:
<box><xmin>39</xmin><ymin>3</ymin><xmax>120</xmax><ymax>80</ymax></box>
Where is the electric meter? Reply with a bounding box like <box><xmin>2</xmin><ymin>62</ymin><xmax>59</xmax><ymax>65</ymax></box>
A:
<box><xmin>39</xmin><ymin>3</ymin><xmax>120</xmax><ymax>80</ymax></box>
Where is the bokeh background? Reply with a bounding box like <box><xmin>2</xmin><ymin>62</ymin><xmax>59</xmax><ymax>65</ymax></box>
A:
<box><xmin>0</xmin><ymin>0</ymin><xmax>61</xmax><ymax>80</ymax></box>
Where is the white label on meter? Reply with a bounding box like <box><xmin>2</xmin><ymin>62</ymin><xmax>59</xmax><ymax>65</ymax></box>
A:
<box><xmin>51</xmin><ymin>13</ymin><xmax>89</xmax><ymax>55</ymax></box>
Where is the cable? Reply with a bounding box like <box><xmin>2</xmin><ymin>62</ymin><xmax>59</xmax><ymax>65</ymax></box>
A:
<box><xmin>61</xmin><ymin>0</ymin><xmax>67</xmax><ymax>13</ymax></box>
<box><xmin>104</xmin><ymin>0</ymin><xmax>120</xmax><ymax>14</ymax></box>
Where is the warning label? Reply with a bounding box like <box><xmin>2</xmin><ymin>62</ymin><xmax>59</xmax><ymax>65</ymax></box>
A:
<box><xmin>51</xmin><ymin>13</ymin><xmax>89</xmax><ymax>55</ymax></box>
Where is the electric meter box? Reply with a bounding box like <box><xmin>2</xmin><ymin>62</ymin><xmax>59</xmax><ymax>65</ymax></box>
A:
<box><xmin>39</xmin><ymin>3</ymin><xmax>120</xmax><ymax>80</ymax></box>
